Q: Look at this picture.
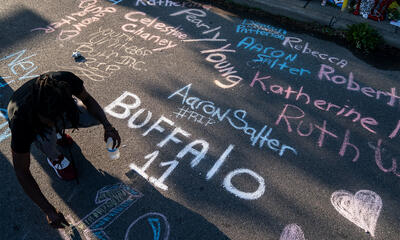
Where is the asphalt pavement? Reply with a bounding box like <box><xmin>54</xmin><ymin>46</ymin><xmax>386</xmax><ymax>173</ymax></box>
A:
<box><xmin>0</xmin><ymin>0</ymin><xmax>399</xmax><ymax>239</ymax></box>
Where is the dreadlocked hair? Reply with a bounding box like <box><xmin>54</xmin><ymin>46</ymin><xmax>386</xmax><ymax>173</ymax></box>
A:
<box><xmin>32</xmin><ymin>74</ymin><xmax>80</xmax><ymax>138</ymax></box>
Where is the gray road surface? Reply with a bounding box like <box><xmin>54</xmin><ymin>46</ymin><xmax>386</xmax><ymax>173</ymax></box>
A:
<box><xmin>0</xmin><ymin>0</ymin><xmax>399</xmax><ymax>239</ymax></box>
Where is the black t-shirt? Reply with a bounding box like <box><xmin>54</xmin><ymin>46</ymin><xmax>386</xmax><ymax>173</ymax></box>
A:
<box><xmin>7</xmin><ymin>71</ymin><xmax>83</xmax><ymax>153</ymax></box>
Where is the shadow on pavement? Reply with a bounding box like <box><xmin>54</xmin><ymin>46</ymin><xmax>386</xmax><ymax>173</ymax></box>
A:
<box><xmin>1</xmin><ymin>127</ymin><xmax>230</xmax><ymax>239</ymax></box>
<box><xmin>0</xmin><ymin>8</ymin><xmax>49</xmax><ymax>55</ymax></box>
<box><xmin>47</xmin><ymin>140</ymin><xmax>230</xmax><ymax>239</ymax></box>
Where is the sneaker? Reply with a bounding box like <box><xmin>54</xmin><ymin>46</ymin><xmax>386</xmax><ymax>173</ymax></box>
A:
<box><xmin>56</xmin><ymin>133</ymin><xmax>73</xmax><ymax>147</ymax></box>
<box><xmin>47</xmin><ymin>154</ymin><xmax>77</xmax><ymax>180</ymax></box>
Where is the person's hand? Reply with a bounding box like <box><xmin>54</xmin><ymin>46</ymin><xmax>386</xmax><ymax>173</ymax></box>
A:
<box><xmin>104</xmin><ymin>125</ymin><xmax>121</xmax><ymax>149</ymax></box>
<box><xmin>46</xmin><ymin>210</ymin><xmax>69</xmax><ymax>229</ymax></box>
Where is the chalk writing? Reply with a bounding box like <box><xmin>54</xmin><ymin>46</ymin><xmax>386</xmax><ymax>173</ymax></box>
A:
<box><xmin>171</xmin><ymin>9</ymin><xmax>224</xmax><ymax>43</ymax></box>
<box><xmin>200</xmin><ymin>44</ymin><xmax>244</xmax><ymax>88</ymax></box>
<box><xmin>173</xmin><ymin>106</ymin><xmax>217</xmax><ymax>126</ymax></box>
<box><xmin>78</xmin><ymin>184</ymin><xmax>142</xmax><ymax>233</ymax></box>
<box><xmin>168</xmin><ymin>84</ymin><xmax>232</xmax><ymax>121</ymax></box>
<box><xmin>168</xmin><ymin>84</ymin><xmax>297</xmax><ymax>156</ymax></box>
<box><xmin>149</xmin><ymin>159</ymin><xmax>180</xmax><ymax>191</ymax></box>
<box><xmin>237</xmin><ymin>36</ymin><xmax>297</xmax><ymax>59</ymax></box>
<box><xmin>121</xmin><ymin>11</ymin><xmax>186</xmax><ymax>51</ymax></box>
<box><xmin>236</xmin><ymin>19</ymin><xmax>287</xmax><ymax>40</ymax></box>
<box><xmin>85</xmin><ymin>27</ymin><xmax>153</xmax><ymax>55</ymax></box>
<box><xmin>274</xmin><ymin>102</ymin><xmax>400</xmax><ymax>177</ymax></box>
<box><xmin>130</xmin><ymin>150</ymin><xmax>172</xmax><ymax>190</ymax></box>
<box><xmin>250</xmin><ymin>71</ymin><xmax>379</xmax><ymax>134</ymax></box>
<box><xmin>77</xmin><ymin>29</ymin><xmax>153</xmax><ymax>58</ymax></box>
<box><xmin>331</xmin><ymin>190</ymin><xmax>382</xmax><ymax>237</ymax></box>
<box><xmin>62</xmin><ymin>183</ymin><xmax>142</xmax><ymax>240</ymax></box>
<box><xmin>275</xmin><ymin>103</ymin><xmax>359</xmax><ymax>162</ymax></box>
<box><xmin>252</xmin><ymin>58</ymin><xmax>309</xmax><ymax>76</ymax></box>
<box><xmin>135</xmin><ymin>0</ymin><xmax>211</xmax><ymax>10</ymax></box>
<box><xmin>389</xmin><ymin>120</ymin><xmax>400</xmax><ymax>139</ymax></box>
<box><xmin>31</xmin><ymin>0</ymin><xmax>116</xmax><ymax>41</ymax></box>
<box><xmin>105</xmin><ymin>91</ymin><xmax>266</xmax><ymax>200</ymax></box>
<box><xmin>170</xmin><ymin>9</ymin><xmax>243</xmax><ymax>89</ymax></box>
<box><xmin>56</xmin><ymin>63</ymin><xmax>112</xmax><ymax>82</ymax></box>
<box><xmin>0</xmin><ymin>49</ymin><xmax>39</xmax><ymax>87</ymax></box>
<box><xmin>223</xmin><ymin>168</ymin><xmax>265</xmax><ymax>200</ymax></box>
<box><xmin>370</xmin><ymin>140</ymin><xmax>400</xmax><ymax>177</ymax></box>
<box><xmin>237</xmin><ymin>37</ymin><xmax>310</xmax><ymax>76</ymax></box>
<box><xmin>283</xmin><ymin>37</ymin><xmax>348</xmax><ymax>68</ymax></box>
<box><xmin>279</xmin><ymin>224</ymin><xmax>306</xmax><ymax>240</ymax></box>
<box><xmin>58</xmin><ymin>27</ymin><xmax>151</xmax><ymax>81</ymax></box>
<box><xmin>318</xmin><ymin>64</ymin><xmax>400</xmax><ymax>108</ymax></box>
<box><xmin>252</xmin><ymin>50</ymin><xmax>297</xmax><ymax>64</ymax></box>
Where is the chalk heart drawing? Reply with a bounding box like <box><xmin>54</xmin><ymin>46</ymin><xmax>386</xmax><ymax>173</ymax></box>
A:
<box><xmin>331</xmin><ymin>190</ymin><xmax>382</xmax><ymax>237</ymax></box>
<box><xmin>279</xmin><ymin>224</ymin><xmax>306</xmax><ymax>240</ymax></box>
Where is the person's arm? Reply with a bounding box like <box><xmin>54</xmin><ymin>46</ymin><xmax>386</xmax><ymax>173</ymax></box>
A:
<box><xmin>76</xmin><ymin>86</ymin><xmax>121</xmax><ymax>148</ymax></box>
<box><xmin>12</xmin><ymin>151</ymin><xmax>68</xmax><ymax>228</ymax></box>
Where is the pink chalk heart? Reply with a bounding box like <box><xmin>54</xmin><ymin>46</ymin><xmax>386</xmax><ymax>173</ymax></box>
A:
<box><xmin>279</xmin><ymin>224</ymin><xmax>305</xmax><ymax>240</ymax></box>
<box><xmin>331</xmin><ymin>190</ymin><xmax>382</xmax><ymax>237</ymax></box>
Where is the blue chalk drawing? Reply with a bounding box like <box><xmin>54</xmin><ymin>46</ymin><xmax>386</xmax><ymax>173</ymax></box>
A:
<box><xmin>0</xmin><ymin>49</ymin><xmax>39</xmax><ymax>84</ymax></box>
<box><xmin>70</xmin><ymin>183</ymin><xmax>143</xmax><ymax>239</ymax></box>
<box><xmin>65</xmin><ymin>184</ymin><xmax>169</xmax><ymax>240</ymax></box>
<box><xmin>0</xmin><ymin>108</ymin><xmax>8</xmax><ymax>121</ymax></box>
<box><xmin>148</xmin><ymin>218</ymin><xmax>161</xmax><ymax>240</ymax></box>
<box><xmin>0</xmin><ymin>108</ymin><xmax>10</xmax><ymax>143</ymax></box>
<box><xmin>0</xmin><ymin>76</ymin><xmax>14</xmax><ymax>88</ymax></box>
<box><xmin>236</xmin><ymin>19</ymin><xmax>287</xmax><ymax>40</ymax></box>
<box><xmin>124</xmin><ymin>213</ymin><xmax>170</xmax><ymax>240</ymax></box>
<box><xmin>108</xmin><ymin>0</ymin><xmax>123</xmax><ymax>4</ymax></box>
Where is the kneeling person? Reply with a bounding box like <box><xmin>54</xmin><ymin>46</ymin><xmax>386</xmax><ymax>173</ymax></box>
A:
<box><xmin>7</xmin><ymin>71</ymin><xmax>121</xmax><ymax>228</ymax></box>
